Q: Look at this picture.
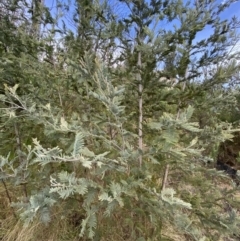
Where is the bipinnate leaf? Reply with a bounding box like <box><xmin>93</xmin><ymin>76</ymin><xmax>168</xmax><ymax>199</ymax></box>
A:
<box><xmin>161</xmin><ymin>188</ymin><xmax>192</xmax><ymax>209</ymax></box>
<box><xmin>73</xmin><ymin>132</ymin><xmax>84</xmax><ymax>157</ymax></box>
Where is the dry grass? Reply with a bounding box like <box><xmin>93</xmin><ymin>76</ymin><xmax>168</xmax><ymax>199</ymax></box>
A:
<box><xmin>0</xmin><ymin>199</ymin><xmax>186</xmax><ymax>241</ymax></box>
<box><xmin>0</xmin><ymin>185</ymin><xmax>81</xmax><ymax>241</ymax></box>
<box><xmin>0</xmin><ymin>175</ymin><xmax>239</xmax><ymax>241</ymax></box>
<box><xmin>1</xmin><ymin>213</ymin><xmax>82</xmax><ymax>241</ymax></box>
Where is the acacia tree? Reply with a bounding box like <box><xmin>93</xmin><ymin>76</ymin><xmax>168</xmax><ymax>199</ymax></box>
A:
<box><xmin>0</xmin><ymin>0</ymin><xmax>63</xmax><ymax>205</ymax></box>
<box><xmin>1</xmin><ymin>0</ymin><xmax>240</xmax><ymax>240</ymax></box>
<box><xmin>110</xmin><ymin>0</ymin><xmax>239</xmax><ymax>163</ymax></box>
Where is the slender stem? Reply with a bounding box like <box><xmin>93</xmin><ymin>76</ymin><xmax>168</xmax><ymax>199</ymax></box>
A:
<box><xmin>138</xmin><ymin>51</ymin><xmax>143</xmax><ymax>168</ymax></box>
<box><xmin>1</xmin><ymin>179</ymin><xmax>12</xmax><ymax>203</ymax></box>
<box><xmin>14</xmin><ymin>122</ymin><xmax>28</xmax><ymax>199</ymax></box>
<box><xmin>161</xmin><ymin>164</ymin><xmax>169</xmax><ymax>191</ymax></box>
<box><xmin>1</xmin><ymin>179</ymin><xmax>17</xmax><ymax>218</ymax></box>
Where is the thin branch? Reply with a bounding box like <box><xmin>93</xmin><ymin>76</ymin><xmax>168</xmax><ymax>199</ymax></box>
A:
<box><xmin>14</xmin><ymin>121</ymin><xmax>28</xmax><ymax>199</ymax></box>
<box><xmin>161</xmin><ymin>164</ymin><xmax>169</xmax><ymax>191</ymax></box>
<box><xmin>138</xmin><ymin>50</ymin><xmax>143</xmax><ymax>168</ymax></box>
<box><xmin>1</xmin><ymin>179</ymin><xmax>17</xmax><ymax>218</ymax></box>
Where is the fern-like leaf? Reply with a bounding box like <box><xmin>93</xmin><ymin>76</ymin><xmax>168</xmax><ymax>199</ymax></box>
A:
<box><xmin>73</xmin><ymin>132</ymin><xmax>84</xmax><ymax>157</ymax></box>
